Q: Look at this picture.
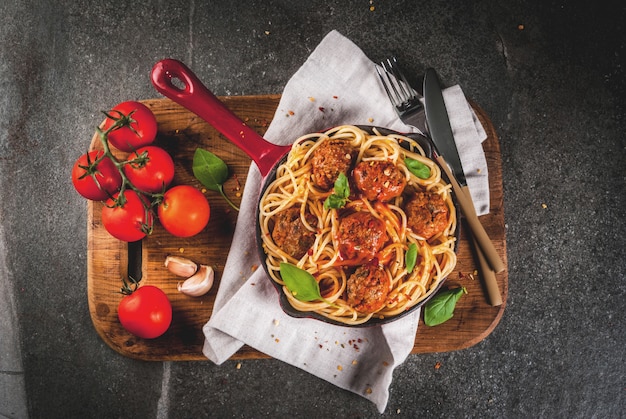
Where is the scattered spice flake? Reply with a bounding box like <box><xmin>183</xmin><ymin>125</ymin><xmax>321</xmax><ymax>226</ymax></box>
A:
<box><xmin>273</xmin><ymin>319</ymin><xmax>280</xmax><ymax>326</ymax></box>
<box><xmin>308</xmin><ymin>96</ymin><xmax>316</xmax><ymax>102</ymax></box>
<box><xmin>332</xmin><ymin>95</ymin><xmax>338</xmax><ymax>99</ymax></box>
<box><xmin>319</xmin><ymin>106</ymin><xmax>325</xmax><ymax>112</ymax></box>
<box><xmin>541</xmin><ymin>203</ymin><xmax>548</xmax><ymax>209</ymax></box>
<box><xmin>477</xmin><ymin>168</ymin><xmax>482</xmax><ymax>174</ymax></box>
<box><xmin>518</xmin><ymin>24</ymin><xmax>525</xmax><ymax>30</ymax></box>
<box><xmin>337</xmin><ymin>365</ymin><xmax>343</xmax><ymax>371</ymax></box>
<box><xmin>288</xmin><ymin>110</ymin><xmax>295</xmax><ymax>116</ymax></box>
<box><xmin>368</xmin><ymin>117</ymin><xmax>374</xmax><ymax>123</ymax></box>
<box><xmin>251</xmin><ymin>264</ymin><xmax>258</xmax><ymax>272</ymax></box>
<box><xmin>382</xmin><ymin>361</ymin><xmax>389</xmax><ymax>367</ymax></box>
<box><xmin>232</xmin><ymin>173</ymin><xmax>242</xmax><ymax>191</ymax></box>
<box><xmin>434</xmin><ymin>361</ymin><xmax>442</xmax><ymax>370</ymax></box>
<box><xmin>352</xmin><ymin>360</ymin><xmax>358</xmax><ymax>365</ymax></box>
<box><xmin>365</xmin><ymin>387</ymin><xmax>373</xmax><ymax>395</ymax></box>
<box><xmin>369</xmin><ymin>5</ymin><xmax>375</xmax><ymax>11</ymax></box>
<box><xmin>264</xmin><ymin>30</ymin><xmax>270</xmax><ymax>35</ymax></box>
<box><xmin>178</xmin><ymin>247</ymin><xmax>185</xmax><ymax>253</ymax></box>
<box><xmin>275</xmin><ymin>338</ymin><xmax>280</xmax><ymax>343</ymax></box>
<box><xmin>236</xmin><ymin>362</ymin><xmax>242</xmax><ymax>369</ymax></box>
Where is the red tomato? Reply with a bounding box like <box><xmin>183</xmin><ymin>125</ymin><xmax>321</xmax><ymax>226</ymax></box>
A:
<box><xmin>71</xmin><ymin>151</ymin><xmax>122</xmax><ymax>201</ymax></box>
<box><xmin>102</xmin><ymin>190</ymin><xmax>153</xmax><ymax>242</ymax></box>
<box><xmin>118</xmin><ymin>285</ymin><xmax>172</xmax><ymax>339</ymax></box>
<box><xmin>123</xmin><ymin>146</ymin><xmax>175</xmax><ymax>193</ymax></box>
<box><xmin>102</xmin><ymin>101</ymin><xmax>157</xmax><ymax>152</ymax></box>
<box><xmin>158</xmin><ymin>185</ymin><xmax>210</xmax><ymax>237</ymax></box>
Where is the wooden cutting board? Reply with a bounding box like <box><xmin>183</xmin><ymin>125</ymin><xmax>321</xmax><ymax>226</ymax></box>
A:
<box><xmin>87</xmin><ymin>95</ymin><xmax>507</xmax><ymax>361</ymax></box>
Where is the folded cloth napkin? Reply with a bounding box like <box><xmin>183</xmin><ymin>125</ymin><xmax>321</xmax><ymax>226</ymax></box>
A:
<box><xmin>203</xmin><ymin>30</ymin><xmax>489</xmax><ymax>413</ymax></box>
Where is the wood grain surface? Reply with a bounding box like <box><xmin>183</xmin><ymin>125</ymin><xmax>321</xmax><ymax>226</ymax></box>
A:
<box><xmin>87</xmin><ymin>95</ymin><xmax>507</xmax><ymax>361</ymax></box>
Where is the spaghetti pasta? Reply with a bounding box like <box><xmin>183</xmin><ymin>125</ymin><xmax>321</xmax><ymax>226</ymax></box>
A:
<box><xmin>259</xmin><ymin>125</ymin><xmax>457</xmax><ymax>325</ymax></box>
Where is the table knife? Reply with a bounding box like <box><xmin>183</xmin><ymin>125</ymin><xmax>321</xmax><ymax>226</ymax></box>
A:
<box><xmin>423</xmin><ymin>68</ymin><xmax>505</xmax><ymax>304</ymax></box>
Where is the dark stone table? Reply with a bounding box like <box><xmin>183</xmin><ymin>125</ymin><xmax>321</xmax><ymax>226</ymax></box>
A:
<box><xmin>1</xmin><ymin>1</ymin><xmax>623</xmax><ymax>417</ymax></box>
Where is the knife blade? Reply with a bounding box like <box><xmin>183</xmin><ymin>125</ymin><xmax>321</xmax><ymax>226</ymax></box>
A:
<box><xmin>423</xmin><ymin>69</ymin><xmax>467</xmax><ymax>186</ymax></box>
<box><xmin>423</xmin><ymin>68</ymin><xmax>505</xmax><ymax>279</ymax></box>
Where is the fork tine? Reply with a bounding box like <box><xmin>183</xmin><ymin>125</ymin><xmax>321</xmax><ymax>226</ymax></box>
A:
<box><xmin>376</xmin><ymin>57</ymin><xmax>419</xmax><ymax>111</ymax></box>
<box><xmin>375</xmin><ymin>64</ymin><xmax>397</xmax><ymax>105</ymax></box>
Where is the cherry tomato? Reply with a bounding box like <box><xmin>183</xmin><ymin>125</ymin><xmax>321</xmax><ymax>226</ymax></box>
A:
<box><xmin>102</xmin><ymin>101</ymin><xmax>157</xmax><ymax>152</ymax></box>
<box><xmin>102</xmin><ymin>190</ymin><xmax>153</xmax><ymax>242</ymax></box>
<box><xmin>158</xmin><ymin>185</ymin><xmax>210</xmax><ymax>238</ymax></box>
<box><xmin>118</xmin><ymin>284</ymin><xmax>172</xmax><ymax>339</ymax></box>
<box><xmin>123</xmin><ymin>146</ymin><xmax>175</xmax><ymax>193</ymax></box>
<box><xmin>71</xmin><ymin>150</ymin><xmax>122</xmax><ymax>201</ymax></box>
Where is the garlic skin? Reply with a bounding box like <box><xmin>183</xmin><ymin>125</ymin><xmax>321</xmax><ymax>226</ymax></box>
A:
<box><xmin>165</xmin><ymin>255</ymin><xmax>197</xmax><ymax>277</ymax></box>
<box><xmin>177</xmin><ymin>265</ymin><xmax>214</xmax><ymax>297</ymax></box>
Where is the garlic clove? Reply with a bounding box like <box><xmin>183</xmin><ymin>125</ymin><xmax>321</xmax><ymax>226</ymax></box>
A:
<box><xmin>177</xmin><ymin>265</ymin><xmax>214</xmax><ymax>297</ymax></box>
<box><xmin>165</xmin><ymin>255</ymin><xmax>198</xmax><ymax>277</ymax></box>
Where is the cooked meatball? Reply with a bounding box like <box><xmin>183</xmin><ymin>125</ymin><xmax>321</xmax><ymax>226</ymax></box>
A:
<box><xmin>336</xmin><ymin>211</ymin><xmax>387</xmax><ymax>264</ymax></box>
<box><xmin>404</xmin><ymin>191</ymin><xmax>449</xmax><ymax>240</ymax></box>
<box><xmin>353</xmin><ymin>160</ymin><xmax>407</xmax><ymax>202</ymax></box>
<box><xmin>347</xmin><ymin>264</ymin><xmax>390</xmax><ymax>313</ymax></box>
<box><xmin>271</xmin><ymin>207</ymin><xmax>317</xmax><ymax>259</ymax></box>
<box><xmin>311</xmin><ymin>140</ymin><xmax>356</xmax><ymax>190</ymax></box>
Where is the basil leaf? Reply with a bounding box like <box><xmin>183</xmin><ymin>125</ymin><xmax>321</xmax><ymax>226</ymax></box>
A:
<box><xmin>324</xmin><ymin>194</ymin><xmax>346</xmax><ymax>209</ymax></box>
<box><xmin>405</xmin><ymin>158</ymin><xmax>431</xmax><ymax>179</ymax></box>
<box><xmin>334</xmin><ymin>172</ymin><xmax>350</xmax><ymax>198</ymax></box>
<box><xmin>323</xmin><ymin>173</ymin><xmax>350</xmax><ymax>209</ymax></box>
<box><xmin>192</xmin><ymin>148</ymin><xmax>239</xmax><ymax>211</ymax></box>
<box><xmin>405</xmin><ymin>243</ymin><xmax>418</xmax><ymax>273</ymax></box>
<box><xmin>279</xmin><ymin>262</ymin><xmax>323</xmax><ymax>302</ymax></box>
<box><xmin>423</xmin><ymin>287</ymin><xmax>467</xmax><ymax>326</ymax></box>
<box><xmin>192</xmin><ymin>148</ymin><xmax>229</xmax><ymax>192</ymax></box>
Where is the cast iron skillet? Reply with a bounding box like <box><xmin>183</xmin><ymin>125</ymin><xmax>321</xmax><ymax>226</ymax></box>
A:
<box><xmin>151</xmin><ymin>59</ymin><xmax>459</xmax><ymax>327</ymax></box>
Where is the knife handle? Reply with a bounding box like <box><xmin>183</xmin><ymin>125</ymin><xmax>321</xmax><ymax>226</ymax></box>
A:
<box><xmin>436</xmin><ymin>156</ymin><xmax>506</xmax><ymax>274</ymax></box>
<box><xmin>460</xmin><ymin>188</ymin><xmax>503</xmax><ymax>306</ymax></box>
<box><xmin>459</xmin><ymin>184</ymin><xmax>503</xmax><ymax>306</ymax></box>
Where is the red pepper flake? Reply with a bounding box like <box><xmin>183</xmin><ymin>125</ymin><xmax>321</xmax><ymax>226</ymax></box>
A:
<box><xmin>288</xmin><ymin>110</ymin><xmax>295</xmax><ymax>116</ymax></box>
<box><xmin>332</xmin><ymin>95</ymin><xmax>338</xmax><ymax>99</ymax></box>
<box><xmin>318</xmin><ymin>106</ymin><xmax>325</xmax><ymax>112</ymax></box>
<box><xmin>232</xmin><ymin>173</ymin><xmax>242</xmax><ymax>191</ymax></box>
<box><xmin>434</xmin><ymin>361</ymin><xmax>442</xmax><ymax>370</ymax></box>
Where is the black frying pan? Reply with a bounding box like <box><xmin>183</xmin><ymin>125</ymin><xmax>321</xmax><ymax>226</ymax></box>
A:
<box><xmin>151</xmin><ymin>59</ymin><xmax>459</xmax><ymax>327</ymax></box>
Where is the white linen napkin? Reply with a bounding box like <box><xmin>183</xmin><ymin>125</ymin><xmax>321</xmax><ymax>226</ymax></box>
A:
<box><xmin>203</xmin><ymin>30</ymin><xmax>489</xmax><ymax>413</ymax></box>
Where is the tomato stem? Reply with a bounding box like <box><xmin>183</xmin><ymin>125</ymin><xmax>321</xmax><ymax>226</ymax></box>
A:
<box><xmin>119</xmin><ymin>276</ymin><xmax>140</xmax><ymax>295</ymax></box>
<box><xmin>95</xmin><ymin>121</ymin><xmax>161</xmax><ymax>213</ymax></box>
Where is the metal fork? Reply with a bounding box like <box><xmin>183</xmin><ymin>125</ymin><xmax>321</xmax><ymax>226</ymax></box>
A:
<box><xmin>376</xmin><ymin>57</ymin><xmax>427</xmax><ymax>134</ymax></box>
<box><xmin>378</xmin><ymin>57</ymin><xmax>502</xmax><ymax>305</ymax></box>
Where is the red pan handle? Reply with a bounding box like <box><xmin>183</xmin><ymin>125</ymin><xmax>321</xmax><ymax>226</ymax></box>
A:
<box><xmin>151</xmin><ymin>59</ymin><xmax>291</xmax><ymax>177</ymax></box>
